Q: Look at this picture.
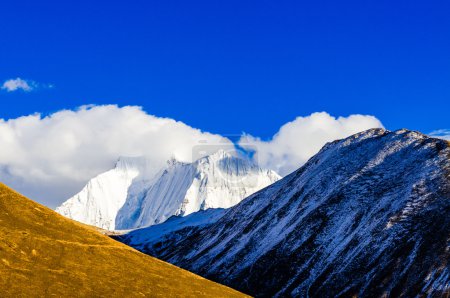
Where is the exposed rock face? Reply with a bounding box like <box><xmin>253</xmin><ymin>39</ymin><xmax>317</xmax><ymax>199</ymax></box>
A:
<box><xmin>121</xmin><ymin>129</ymin><xmax>450</xmax><ymax>297</ymax></box>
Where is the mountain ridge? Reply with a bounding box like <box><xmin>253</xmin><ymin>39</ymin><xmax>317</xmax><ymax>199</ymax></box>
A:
<box><xmin>118</xmin><ymin>128</ymin><xmax>450</xmax><ymax>297</ymax></box>
<box><xmin>0</xmin><ymin>182</ymin><xmax>247</xmax><ymax>297</ymax></box>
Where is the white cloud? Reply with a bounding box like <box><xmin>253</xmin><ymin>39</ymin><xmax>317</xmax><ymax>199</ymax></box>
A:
<box><xmin>1</xmin><ymin>78</ymin><xmax>35</xmax><ymax>92</ymax></box>
<box><xmin>239</xmin><ymin>112</ymin><xmax>384</xmax><ymax>176</ymax></box>
<box><xmin>0</xmin><ymin>105</ymin><xmax>230</xmax><ymax>207</ymax></box>
<box><xmin>1</xmin><ymin>77</ymin><xmax>53</xmax><ymax>92</ymax></box>
<box><xmin>429</xmin><ymin>129</ymin><xmax>450</xmax><ymax>140</ymax></box>
<box><xmin>0</xmin><ymin>106</ymin><xmax>383</xmax><ymax>208</ymax></box>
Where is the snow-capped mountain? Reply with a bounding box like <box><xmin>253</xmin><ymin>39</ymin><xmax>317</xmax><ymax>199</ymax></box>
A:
<box><xmin>56</xmin><ymin>150</ymin><xmax>280</xmax><ymax>230</ymax></box>
<box><xmin>120</xmin><ymin>129</ymin><xmax>450</xmax><ymax>297</ymax></box>
<box><xmin>55</xmin><ymin>157</ymin><xmax>150</xmax><ymax>231</ymax></box>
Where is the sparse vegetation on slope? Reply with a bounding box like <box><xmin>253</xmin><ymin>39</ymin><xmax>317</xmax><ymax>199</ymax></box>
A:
<box><xmin>0</xmin><ymin>183</ymin><xmax>247</xmax><ymax>297</ymax></box>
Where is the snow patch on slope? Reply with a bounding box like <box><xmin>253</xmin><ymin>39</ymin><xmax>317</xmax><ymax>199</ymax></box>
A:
<box><xmin>121</xmin><ymin>208</ymin><xmax>226</xmax><ymax>250</ymax></box>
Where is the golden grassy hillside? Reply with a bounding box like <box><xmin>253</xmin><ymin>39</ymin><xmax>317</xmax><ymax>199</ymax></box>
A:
<box><xmin>0</xmin><ymin>183</ymin><xmax>247</xmax><ymax>297</ymax></box>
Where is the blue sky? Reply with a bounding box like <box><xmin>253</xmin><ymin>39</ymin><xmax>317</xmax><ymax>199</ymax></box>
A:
<box><xmin>1</xmin><ymin>0</ymin><xmax>449</xmax><ymax>138</ymax></box>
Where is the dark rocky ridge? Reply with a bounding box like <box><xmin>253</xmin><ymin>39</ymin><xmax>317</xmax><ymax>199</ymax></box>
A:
<box><xmin>119</xmin><ymin>129</ymin><xmax>450</xmax><ymax>297</ymax></box>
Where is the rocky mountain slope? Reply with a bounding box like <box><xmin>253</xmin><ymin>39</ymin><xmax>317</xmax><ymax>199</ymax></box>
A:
<box><xmin>119</xmin><ymin>129</ymin><xmax>450</xmax><ymax>297</ymax></box>
<box><xmin>0</xmin><ymin>183</ymin><xmax>247</xmax><ymax>297</ymax></box>
<box><xmin>56</xmin><ymin>151</ymin><xmax>280</xmax><ymax>230</ymax></box>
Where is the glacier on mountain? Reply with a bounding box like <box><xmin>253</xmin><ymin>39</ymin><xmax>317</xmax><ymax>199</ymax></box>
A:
<box><xmin>56</xmin><ymin>150</ymin><xmax>280</xmax><ymax>230</ymax></box>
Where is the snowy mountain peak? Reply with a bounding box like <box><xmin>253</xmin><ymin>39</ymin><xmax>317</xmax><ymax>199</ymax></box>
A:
<box><xmin>166</xmin><ymin>155</ymin><xmax>185</xmax><ymax>167</ymax></box>
<box><xmin>206</xmin><ymin>149</ymin><xmax>235</xmax><ymax>159</ymax></box>
<box><xmin>56</xmin><ymin>150</ymin><xmax>281</xmax><ymax>230</ymax></box>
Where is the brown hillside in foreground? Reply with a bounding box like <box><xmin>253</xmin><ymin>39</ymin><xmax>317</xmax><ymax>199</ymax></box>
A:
<box><xmin>0</xmin><ymin>183</ymin><xmax>247</xmax><ymax>297</ymax></box>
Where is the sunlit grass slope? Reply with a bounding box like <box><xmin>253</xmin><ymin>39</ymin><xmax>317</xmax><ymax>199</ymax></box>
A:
<box><xmin>0</xmin><ymin>183</ymin><xmax>247</xmax><ymax>297</ymax></box>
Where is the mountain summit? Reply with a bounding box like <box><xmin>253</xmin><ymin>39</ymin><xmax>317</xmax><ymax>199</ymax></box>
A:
<box><xmin>56</xmin><ymin>151</ymin><xmax>280</xmax><ymax>230</ymax></box>
<box><xmin>122</xmin><ymin>129</ymin><xmax>450</xmax><ymax>297</ymax></box>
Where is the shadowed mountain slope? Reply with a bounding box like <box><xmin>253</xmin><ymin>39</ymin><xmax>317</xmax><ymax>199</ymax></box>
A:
<box><xmin>121</xmin><ymin>129</ymin><xmax>450</xmax><ymax>297</ymax></box>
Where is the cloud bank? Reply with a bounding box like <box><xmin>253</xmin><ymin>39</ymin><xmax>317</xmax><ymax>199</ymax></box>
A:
<box><xmin>239</xmin><ymin>112</ymin><xmax>384</xmax><ymax>176</ymax></box>
<box><xmin>0</xmin><ymin>106</ymin><xmax>383</xmax><ymax>207</ymax></box>
<box><xmin>0</xmin><ymin>105</ymin><xmax>229</xmax><ymax>207</ymax></box>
